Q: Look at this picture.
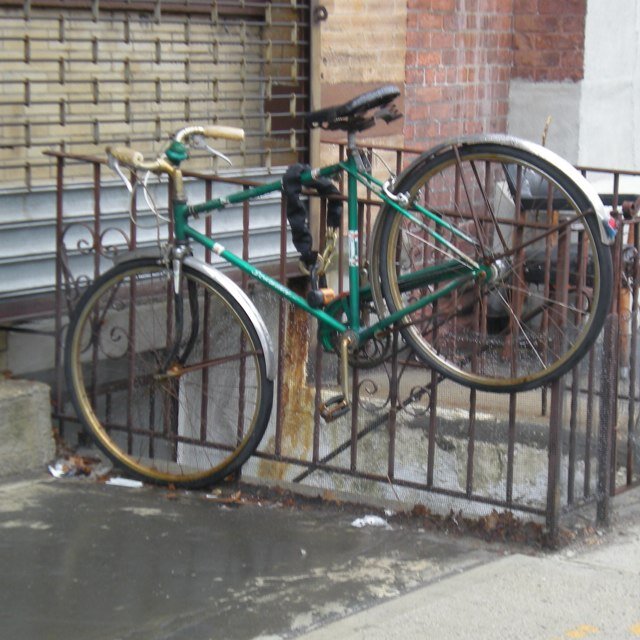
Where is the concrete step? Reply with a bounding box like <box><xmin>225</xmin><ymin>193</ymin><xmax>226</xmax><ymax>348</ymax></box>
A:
<box><xmin>0</xmin><ymin>379</ymin><xmax>54</xmax><ymax>477</ymax></box>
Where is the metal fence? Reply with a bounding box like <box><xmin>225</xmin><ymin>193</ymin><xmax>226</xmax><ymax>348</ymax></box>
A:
<box><xmin>50</xmin><ymin>141</ymin><xmax>639</xmax><ymax>539</ymax></box>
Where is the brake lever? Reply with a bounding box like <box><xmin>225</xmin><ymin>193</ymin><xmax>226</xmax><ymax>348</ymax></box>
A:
<box><xmin>190</xmin><ymin>134</ymin><xmax>233</xmax><ymax>166</ymax></box>
<box><xmin>107</xmin><ymin>154</ymin><xmax>134</xmax><ymax>193</ymax></box>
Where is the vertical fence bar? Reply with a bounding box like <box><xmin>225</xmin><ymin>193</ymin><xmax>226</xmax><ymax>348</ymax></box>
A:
<box><xmin>627</xmin><ymin>221</ymin><xmax>640</xmax><ymax>485</ymax></box>
<box><xmin>54</xmin><ymin>155</ymin><xmax>65</xmax><ymax>429</ymax></box>
<box><xmin>242</xmin><ymin>187</ymin><xmax>250</xmax><ymax>289</ymax></box>
<box><xmin>568</xmin><ymin>365</ymin><xmax>580</xmax><ymax>505</ymax></box>
<box><xmin>546</xmin><ymin>378</ymin><xmax>565</xmax><ymax>539</ymax></box>
<box><xmin>350</xmin><ymin>367</ymin><xmax>359</xmax><ymax>472</ymax></box>
<box><xmin>597</xmin><ymin>313</ymin><xmax>618</xmax><ymax>525</ymax></box>
<box><xmin>312</xmin><ymin>201</ymin><xmax>327</xmax><ymax>465</ymax></box>
<box><xmin>546</xmin><ymin>204</ymin><xmax>572</xmax><ymax>538</ymax></box>
<box><xmin>313</xmin><ymin>334</ymin><xmax>323</xmax><ymax>464</ymax></box>
<box><xmin>427</xmin><ymin>369</ymin><xmax>437</xmax><ymax>488</ymax></box>
<box><xmin>205</xmin><ymin>179</ymin><xmax>213</xmax><ymax>263</ymax></box>
<box><xmin>466</xmin><ymin>388</ymin><xmax>476</xmax><ymax>498</ymax></box>
<box><xmin>506</xmin><ymin>394</ymin><xmax>516</xmax><ymax>506</ymax></box>
<box><xmin>237</xmin><ymin>189</ymin><xmax>251</xmax><ymax>450</ymax></box>
<box><xmin>92</xmin><ymin>161</ymin><xmax>101</xmax><ymax>280</ymax></box>
<box><xmin>584</xmin><ymin>348</ymin><xmax>596</xmax><ymax>498</ymax></box>
<box><xmin>387</xmin><ymin>330</ymin><xmax>399</xmax><ymax>481</ymax></box>
<box><xmin>275</xmin><ymin>198</ymin><xmax>288</xmax><ymax>457</ymax></box>
<box><xmin>610</xmin><ymin>232</ymin><xmax>623</xmax><ymax>495</ymax></box>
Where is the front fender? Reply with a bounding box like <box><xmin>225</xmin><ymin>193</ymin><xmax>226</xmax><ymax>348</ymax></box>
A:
<box><xmin>183</xmin><ymin>257</ymin><xmax>276</xmax><ymax>381</ymax></box>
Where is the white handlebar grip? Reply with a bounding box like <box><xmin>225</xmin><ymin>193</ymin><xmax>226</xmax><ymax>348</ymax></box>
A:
<box><xmin>202</xmin><ymin>126</ymin><xmax>245</xmax><ymax>141</ymax></box>
<box><xmin>106</xmin><ymin>146</ymin><xmax>145</xmax><ymax>168</ymax></box>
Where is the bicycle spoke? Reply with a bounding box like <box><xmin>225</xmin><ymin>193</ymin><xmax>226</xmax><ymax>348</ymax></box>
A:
<box><xmin>67</xmin><ymin>259</ymin><xmax>272</xmax><ymax>487</ymax></box>
<box><xmin>378</xmin><ymin>141</ymin><xmax>610</xmax><ymax>391</ymax></box>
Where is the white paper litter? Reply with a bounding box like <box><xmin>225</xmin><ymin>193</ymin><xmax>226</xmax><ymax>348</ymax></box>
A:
<box><xmin>351</xmin><ymin>515</ymin><xmax>390</xmax><ymax>529</ymax></box>
<box><xmin>48</xmin><ymin>461</ymin><xmax>72</xmax><ymax>478</ymax></box>
<box><xmin>106</xmin><ymin>477</ymin><xmax>144</xmax><ymax>488</ymax></box>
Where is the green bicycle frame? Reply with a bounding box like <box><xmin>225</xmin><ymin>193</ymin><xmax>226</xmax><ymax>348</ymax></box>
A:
<box><xmin>172</xmin><ymin>152</ymin><xmax>488</xmax><ymax>348</ymax></box>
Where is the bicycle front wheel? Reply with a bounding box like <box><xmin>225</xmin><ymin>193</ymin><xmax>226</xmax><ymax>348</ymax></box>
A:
<box><xmin>65</xmin><ymin>257</ymin><xmax>273</xmax><ymax>487</ymax></box>
<box><xmin>376</xmin><ymin>141</ymin><xmax>612</xmax><ymax>392</ymax></box>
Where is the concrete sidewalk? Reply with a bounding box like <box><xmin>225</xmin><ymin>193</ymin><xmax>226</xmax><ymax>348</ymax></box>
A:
<box><xmin>298</xmin><ymin>522</ymin><xmax>640</xmax><ymax>640</ymax></box>
<box><xmin>1</xmin><ymin>472</ymin><xmax>638</xmax><ymax>640</ymax></box>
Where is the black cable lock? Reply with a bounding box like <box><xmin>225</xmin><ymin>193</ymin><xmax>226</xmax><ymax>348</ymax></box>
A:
<box><xmin>282</xmin><ymin>163</ymin><xmax>343</xmax><ymax>270</ymax></box>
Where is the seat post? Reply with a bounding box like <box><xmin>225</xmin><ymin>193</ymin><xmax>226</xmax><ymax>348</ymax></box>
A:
<box><xmin>347</xmin><ymin>131</ymin><xmax>357</xmax><ymax>156</ymax></box>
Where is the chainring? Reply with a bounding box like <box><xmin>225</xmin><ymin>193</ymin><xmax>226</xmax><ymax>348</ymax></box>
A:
<box><xmin>318</xmin><ymin>295</ymin><xmax>393</xmax><ymax>369</ymax></box>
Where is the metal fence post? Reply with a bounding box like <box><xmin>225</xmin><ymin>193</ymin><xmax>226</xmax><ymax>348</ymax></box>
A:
<box><xmin>546</xmin><ymin>377</ymin><xmax>564</xmax><ymax>541</ymax></box>
<box><xmin>597</xmin><ymin>312</ymin><xmax>619</xmax><ymax>526</ymax></box>
<box><xmin>53</xmin><ymin>155</ymin><xmax>65</xmax><ymax>432</ymax></box>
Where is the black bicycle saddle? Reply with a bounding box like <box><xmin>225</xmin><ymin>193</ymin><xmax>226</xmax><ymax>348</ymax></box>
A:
<box><xmin>306</xmin><ymin>85</ymin><xmax>402</xmax><ymax>132</ymax></box>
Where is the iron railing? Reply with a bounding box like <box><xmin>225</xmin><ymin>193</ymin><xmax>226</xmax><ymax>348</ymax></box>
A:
<box><xmin>48</xmin><ymin>142</ymin><xmax>639</xmax><ymax>540</ymax></box>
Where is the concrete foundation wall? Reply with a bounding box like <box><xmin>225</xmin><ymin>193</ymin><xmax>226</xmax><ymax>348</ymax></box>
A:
<box><xmin>579</xmin><ymin>0</ymin><xmax>640</xmax><ymax>169</ymax></box>
<box><xmin>508</xmin><ymin>80</ymin><xmax>581</xmax><ymax>161</ymax></box>
<box><xmin>509</xmin><ymin>0</ymin><xmax>640</xmax><ymax>170</ymax></box>
<box><xmin>0</xmin><ymin>379</ymin><xmax>54</xmax><ymax>477</ymax></box>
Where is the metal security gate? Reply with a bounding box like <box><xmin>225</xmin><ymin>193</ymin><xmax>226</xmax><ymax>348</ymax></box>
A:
<box><xmin>0</xmin><ymin>0</ymin><xmax>311</xmax><ymax>319</ymax></box>
<box><xmin>0</xmin><ymin>0</ymin><xmax>311</xmax><ymax>186</ymax></box>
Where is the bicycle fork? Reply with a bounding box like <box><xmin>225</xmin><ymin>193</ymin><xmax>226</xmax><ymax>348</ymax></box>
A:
<box><xmin>159</xmin><ymin>245</ymin><xmax>199</xmax><ymax>376</ymax></box>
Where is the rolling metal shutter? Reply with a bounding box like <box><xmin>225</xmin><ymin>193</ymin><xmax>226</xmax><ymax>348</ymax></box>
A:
<box><xmin>0</xmin><ymin>0</ymin><xmax>312</xmax><ymax>319</ymax></box>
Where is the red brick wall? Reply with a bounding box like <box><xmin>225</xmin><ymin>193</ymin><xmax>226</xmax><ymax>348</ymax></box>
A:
<box><xmin>405</xmin><ymin>0</ymin><xmax>515</xmax><ymax>149</ymax></box>
<box><xmin>513</xmin><ymin>0</ymin><xmax>587</xmax><ymax>81</ymax></box>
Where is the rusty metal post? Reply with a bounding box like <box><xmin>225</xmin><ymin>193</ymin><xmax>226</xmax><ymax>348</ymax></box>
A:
<box><xmin>275</xmin><ymin>198</ymin><xmax>288</xmax><ymax>457</ymax></box>
<box><xmin>53</xmin><ymin>155</ymin><xmax>65</xmax><ymax>429</ymax></box>
<box><xmin>387</xmin><ymin>328</ymin><xmax>400</xmax><ymax>481</ymax></box>
<box><xmin>628</xmin><ymin>221</ymin><xmax>640</xmax><ymax>485</ymax></box>
<box><xmin>546</xmin><ymin>376</ymin><xmax>565</xmax><ymax>540</ymax></box>
<box><xmin>597</xmin><ymin>312</ymin><xmax>619</xmax><ymax>526</ymax></box>
<box><xmin>546</xmin><ymin>205</ymin><xmax>571</xmax><ymax>539</ymax></box>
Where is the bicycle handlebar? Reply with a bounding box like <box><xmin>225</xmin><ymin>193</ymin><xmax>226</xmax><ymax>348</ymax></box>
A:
<box><xmin>201</xmin><ymin>125</ymin><xmax>245</xmax><ymax>141</ymax></box>
<box><xmin>106</xmin><ymin>124</ymin><xmax>245</xmax><ymax>174</ymax></box>
<box><xmin>107</xmin><ymin>146</ymin><xmax>146</xmax><ymax>167</ymax></box>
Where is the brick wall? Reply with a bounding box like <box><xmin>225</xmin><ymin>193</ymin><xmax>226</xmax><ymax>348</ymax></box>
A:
<box><xmin>513</xmin><ymin>0</ymin><xmax>586</xmax><ymax>81</ymax></box>
<box><xmin>404</xmin><ymin>0</ymin><xmax>515</xmax><ymax>150</ymax></box>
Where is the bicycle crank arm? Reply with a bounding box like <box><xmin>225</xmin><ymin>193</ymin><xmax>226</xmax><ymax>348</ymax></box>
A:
<box><xmin>319</xmin><ymin>333</ymin><xmax>353</xmax><ymax>422</ymax></box>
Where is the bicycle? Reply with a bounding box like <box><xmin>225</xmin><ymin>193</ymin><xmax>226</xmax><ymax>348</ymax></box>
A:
<box><xmin>64</xmin><ymin>85</ymin><xmax>615</xmax><ymax>488</ymax></box>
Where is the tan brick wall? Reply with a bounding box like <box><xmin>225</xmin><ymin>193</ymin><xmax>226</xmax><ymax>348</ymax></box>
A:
<box><xmin>318</xmin><ymin>0</ymin><xmax>407</xmax><ymax>163</ymax></box>
<box><xmin>320</xmin><ymin>0</ymin><xmax>407</xmax><ymax>85</ymax></box>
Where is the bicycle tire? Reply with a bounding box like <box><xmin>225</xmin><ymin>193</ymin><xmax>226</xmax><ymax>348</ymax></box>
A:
<box><xmin>374</xmin><ymin>141</ymin><xmax>612</xmax><ymax>392</ymax></box>
<box><xmin>65</xmin><ymin>257</ymin><xmax>273</xmax><ymax>487</ymax></box>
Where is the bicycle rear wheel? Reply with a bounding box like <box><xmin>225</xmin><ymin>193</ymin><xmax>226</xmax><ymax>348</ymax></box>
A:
<box><xmin>375</xmin><ymin>141</ymin><xmax>612</xmax><ymax>392</ymax></box>
<box><xmin>65</xmin><ymin>257</ymin><xmax>273</xmax><ymax>487</ymax></box>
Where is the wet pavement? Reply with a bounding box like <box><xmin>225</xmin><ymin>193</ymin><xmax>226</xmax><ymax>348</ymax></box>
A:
<box><xmin>1</xmin><ymin>472</ymin><xmax>639</xmax><ymax>640</ymax></box>
<box><xmin>1</xmin><ymin>474</ymin><xmax>498</xmax><ymax>640</ymax></box>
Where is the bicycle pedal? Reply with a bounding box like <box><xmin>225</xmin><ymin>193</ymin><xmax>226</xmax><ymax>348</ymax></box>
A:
<box><xmin>319</xmin><ymin>395</ymin><xmax>350</xmax><ymax>422</ymax></box>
